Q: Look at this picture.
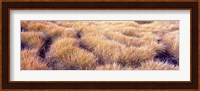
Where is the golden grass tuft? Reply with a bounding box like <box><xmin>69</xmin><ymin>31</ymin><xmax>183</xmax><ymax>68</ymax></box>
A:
<box><xmin>21</xmin><ymin>49</ymin><xmax>48</xmax><ymax>70</ymax></box>
<box><xmin>21</xmin><ymin>31</ymin><xmax>44</xmax><ymax>49</ymax></box>
<box><xmin>47</xmin><ymin>27</ymin><xmax>65</xmax><ymax>38</ymax></box>
<box><xmin>105</xmin><ymin>31</ymin><xmax>144</xmax><ymax>47</ymax></box>
<box><xmin>105</xmin><ymin>31</ymin><xmax>165</xmax><ymax>53</ymax></box>
<box><xmin>47</xmin><ymin>46</ymin><xmax>97</xmax><ymax>70</ymax></box>
<box><xmin>22</xmin><ymin>21</ymin><xmax>76</xmax><ymax>39</ymax></box>
<box><xmin>139</xmin><ymin>21</ymin><xmax>179</xmax><ymax>32</ymax></box>
<box><xmin>81</xmin><ymin>33</ymin><xmax>125</xmax><ymax>63</ymax></box>
<box><xmin>121</xmin><ymin>46</ymin><xmax>156</xmax><ymax>64</ymax></box>
<box><xmin>46</xmin><ymin>38</ymin><xmax>97</xmax><ymax>70</ymax></box>
<box><xmin>111</xmin><ymin>26</ymin><xmax>139</xmax><ymax>36</ymax></box>
<box><xmin>136</xmin><ymin>60</ymin><xmax>178</xmax><ymax>70</ymax></box>
<box><xmin>162</xmin><ymin>31</ymin><xmax>179</xmax><ymax>58</ymax></box>
<box><xmin>55</xmin><ymin>21</ymin><xmax>75</xmax><ymax>27</ymax></box>
<box><xmin>93</xmin><ymin>41</ymin><xmax>124</xmax><ymax>63</ymax></box>
<box><xmin>51</xmin><ymin>38</ymin><xmax>79</xmax><ymax>50</ymax></box>
<box><xmin>78</xmin><ymin>26</ymin><xmax>103</xmax><ymax>36</ymax></box>
<box><xmin>95</xmin><ymin>63</ymin><xmax>122</xmax><ymax>70</ymax></box>
<box><xmin>21</xmin><ymin>21</ymin><xmax>30</xmax><ymax>28</ymax></box>
<box><xmin>25</xmin><ymin>21</ymin><xmax>52</xmax><ymax>31</ymax></box>
<box><xmin>58</xmin><ymin>28</ymin><xmax>77</xmax><ymax>38</ymax></box>
<box><xmin>81</xmin><ymin>33</ymin><xmax>107</xmax><ymax>50</ymax></box>
<box><xmin>126</xmin><ymin>21</ymin><xmax>140</xmax><ymax>27</ymax></box>
<box><xmin>95</xmin><ymin>63</ymin><xmax>134</xmax><ymax>70</ymax></box>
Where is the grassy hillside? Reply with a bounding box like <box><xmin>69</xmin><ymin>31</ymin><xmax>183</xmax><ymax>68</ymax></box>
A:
<box><xmin>21</xmin><ymin>20</ymin><xmax>179</xmax><ymax>70</ymax></box>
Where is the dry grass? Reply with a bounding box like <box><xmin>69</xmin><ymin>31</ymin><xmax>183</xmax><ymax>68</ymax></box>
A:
<box><xmin>46</xmin><ymin>38</ymin><xmax>97</xmax><ymax>70</ymax></box>
<box><xmin>121</xmin><ymin>46</ymin><xmax>156</xmax><ymax>64</ymax></box>
<box><xmin>139</xmin><ymin>21</ymin><xmax>179</xmax><ymax>32</ymax></box>
<box><xmin>21</xmin><ymin>20</ymin><xmax>179</xmax><ymax>70</ymax></box>
<box><xmin>95</xmin><ymin>63</ymin><xmax>122</xmax><ymax>70</ymax></box>
<box><xmin>136</xmin><ymin>60</ymin><xmax>178</xmax><ymax>70</ymax></box>
<box><xmin>61</xmin><ymin>28</ymin><xmax>77</xmax><ymax>38</ymax></box>
<box><xmin>21</xmin><ymin>21</ymin><xmax>75</xmax><ymax>39</ymax></box>
<box><xmin>46</xmin><ymin>46</ymin><xmax>97</xmax><ymax>70</ymax></box>
<box><xmin>162</xmin><ymin>31</ymin><xmax>179</xmax><ymax>58</ymax></box>
<box><xmin>81</xmin><ymin>33</ymin><xmax>125</xmax><ymax>63</ymax></box>
<box><xmin>95</xmin><ymin>63</ymin><xmax>134</xmax><ymax>70</ymax></box>
<box><xmin>21</xmin><ymin>31</ymin><xmax>44</xmax><ymax>49</ymax></box>
<box><xmin>21</xmin><ymin>49</ymin><xmax>48</xmax><ymax>70</ymax></box>
<box><xmin>51</xmin><ymin>38</ymin><xmax>79</xmax><ymax>48</ymax></box>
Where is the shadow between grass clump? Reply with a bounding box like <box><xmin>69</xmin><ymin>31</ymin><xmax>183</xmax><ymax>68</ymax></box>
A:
<box><xmin>21</xmin><ymin>28</ymin><xmax>28</xmax><ymax>50</ymax></box>
<box><xmin>135</xmin><ymin>21</ymin><xmax>153</xmax><ymax>24</ymax></box>
<box><xmin>21</xmin><ymin>42</ymin><xmax>27</xmax><ymax>50</ymax></box>
<box><xmin>21</xmin><ymin>28</ymin><xmax>28</xmax><ymax>32</ymax></box>
<box><xmin>154</xmin><ymin>50</ymin><xmax>179</xmax><ymax>66</ymax></box>
<box><xmin>38</xmin><ymin>36</ymin><xmax>52</xmax><ymax>59</ymax></box>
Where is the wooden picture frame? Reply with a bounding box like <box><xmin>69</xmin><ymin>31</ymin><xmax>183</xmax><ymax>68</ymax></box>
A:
<box><xmin>1</xmin><ymin>1</ymin><xmax>198</xmax><ymax>90</ymax></box>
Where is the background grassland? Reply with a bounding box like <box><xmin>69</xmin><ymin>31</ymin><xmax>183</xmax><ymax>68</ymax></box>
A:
<box><xmin>21</xmin><ymin>20</ymin><xmax>179</xmax><ymax>70</ymax></box>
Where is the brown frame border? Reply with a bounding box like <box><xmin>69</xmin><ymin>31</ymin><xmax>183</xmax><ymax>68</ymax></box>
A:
<box><xmin>2</xmin><ymin>2</ymin><xmax>198</xmax><ymax>89</ymax></box>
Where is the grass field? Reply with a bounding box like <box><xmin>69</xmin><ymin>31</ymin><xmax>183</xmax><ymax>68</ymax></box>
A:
<box><xmin>21</xmin><ymin>20</ymin><xmax>179</xmax><ymax>70</ymax></box>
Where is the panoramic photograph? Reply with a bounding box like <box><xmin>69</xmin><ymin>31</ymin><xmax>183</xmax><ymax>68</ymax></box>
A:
<box><xmin>21</xmin><ymin>20</ymin><xmax>179</xmax><ymax>70</ymax></box>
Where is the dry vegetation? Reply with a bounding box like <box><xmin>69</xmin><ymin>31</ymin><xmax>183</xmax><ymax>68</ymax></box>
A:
<box><xmin>21</xmin><ymin>20</ymin><xmax>179</xmax><ymax>70</ymax></box>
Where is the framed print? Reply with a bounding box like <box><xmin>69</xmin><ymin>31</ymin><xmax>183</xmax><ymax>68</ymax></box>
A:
<box><xmin>1</xmin><ymin>1</ymin><xmax>198</xmax><ymax>89</ymax></box>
